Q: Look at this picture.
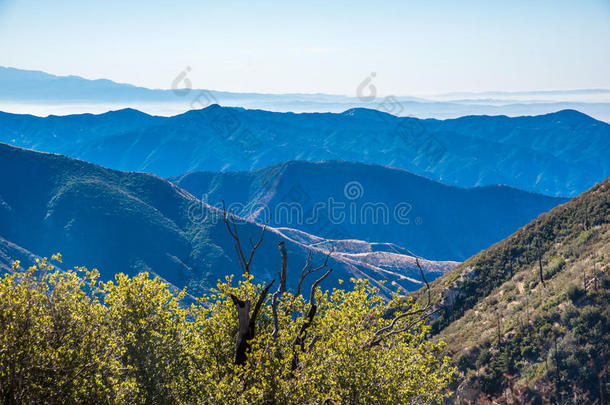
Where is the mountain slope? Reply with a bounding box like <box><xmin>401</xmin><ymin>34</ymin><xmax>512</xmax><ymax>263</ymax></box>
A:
<box><xmin>0</xmin><ymin>105</ymin><xmax>608</xmax><ymax>196</ymax></box>
<box><xmin>0</xmin><ymin>142</ymin><xmax>454</xmax><ymax>295</ymax></box>
<box><xmin>172</xmin><ymin>160</ymin><xmax>567</xmax><ymax>261</ymax></box>
<box><xmin>418</xmin><ymin>178</ymin><xmax>610</xmax><ymax>402</ymax></box>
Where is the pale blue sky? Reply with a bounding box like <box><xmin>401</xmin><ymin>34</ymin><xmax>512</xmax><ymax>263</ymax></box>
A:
<box><xmin>0</xmin><ymin>0</ymin><xmax>609</xmax><ymax>95</ymax></box>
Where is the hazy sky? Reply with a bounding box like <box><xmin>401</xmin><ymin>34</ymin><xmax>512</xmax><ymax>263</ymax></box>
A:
<box><xmin>0</xmin><ymin>0</ymin><xmax>609</xmax><ymax>95</ymax></box>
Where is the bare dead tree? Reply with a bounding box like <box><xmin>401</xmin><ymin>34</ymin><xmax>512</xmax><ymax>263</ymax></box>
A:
<box><xmin>271</xmin><ymin>245</ymin><xmax>333</xmax><ymax>344</ymax></box>
<box><xmin>538</xmin><ymin>255</ymin><xmax>545</xmax><ymax>287</ymax></box>
<box><xmin>291</xmin><ymin>266</ymin><xmax>333</xmax><ymax>371</ymax></box>
<box><xmin>231</xmin><ymin>281</ymin><xmax>275</xmax><ymax>365</ymax></box>
<box><xmin>271</xmin><ymin>241</ymin><xmax>288</xmax><ymax>339</ymax></box>
<box><xmin>222</xmin><ymin>200</ymin><xmax>267</xmax><ymax>275</ymax></box>
<box><xmin>221</xmin><ymin>201</ymin><xmax>275</xmax><ymax>364</ymax></box>
<box><xmin>532</xmin><ymin>234</ymin><xmax>546</xmax><ymax>287</ymax></box>
<box><xmin>222</xmin><ymin>202</ymin><xmax>335</xmax><ymax>366</ymax></box>
<box><xmin>366</xmin><ymin>257</ymin><xmax>435</xmax><ymax>348</ymax></box>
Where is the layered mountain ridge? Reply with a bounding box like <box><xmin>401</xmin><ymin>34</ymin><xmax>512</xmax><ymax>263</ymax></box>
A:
<box><xmin>0</xmin><ymin>105</ymin><xmax>608</xmax><ymax>196</ymax></box>
<box><xmin>172</xmin><ymin>160</ymin><xmax>567</xmax><ymax>261</ymax></box>
<box><xmin>0</xmin><ymin>142</ymin><xmax>458</xmax><ymax>296</ymax></box>
<box><xmin>3</xmin><ymin>66</ymin><xmax>610</xmax><ymax>121</ymax></box>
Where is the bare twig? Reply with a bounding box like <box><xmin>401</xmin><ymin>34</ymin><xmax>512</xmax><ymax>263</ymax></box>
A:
<box><xmin>366</xmin><ymin>256</ymin><xmax>434</xmax><ymax>348</ymax></box>
<box><xmin>416</xmin><ymin>257</ymin><xmax>431</xmax><ymax>308</ymax></box>
<box><xmin>308</xmin><ymin>268</ymin><xmax>332</xmax><ymax>308</ymax></box>
<box><xmin>222</xmin><ymin>200</ymin><xmax>268</xmax><ymax>275</ymax></box>
<box><xmin>295</xmin><ymin>248</ymin><xmax>334</xmax><ymax>298</ymax></box>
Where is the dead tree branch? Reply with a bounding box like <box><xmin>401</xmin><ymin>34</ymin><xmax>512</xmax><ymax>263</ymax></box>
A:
<box><xmin>417</xmin><ymin>257</ymin><xmax>431</xmax><ymax>307</ymax></box>
<box><xmin>291</xmin><ymin>268</ymin><xmax>333</xmax><ymax>370</ymax></box>
<box><xmin>222</xmin><ymin>200</ymin><xmax>267</xmax><ymax>275</ymax></box>
<box><xmin>366</xmin><ymin>257</ymin><xmax>433</xmax><ymax>348</ymax></box>
<box><xmin>295</xmin><ymin>247</ymin><xmax>334</xmax><ymax>298</ymax></box>
<box><xmin>271</xmin><ymin>241</ymin><xmax>288</xmax><ymax>338</ymax></box>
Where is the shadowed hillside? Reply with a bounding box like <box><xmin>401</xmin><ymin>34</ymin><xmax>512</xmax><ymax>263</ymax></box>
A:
<box><xmin>0</xmin><ymin>142</ymin><xmax>455</xmax><ymax>296</ymax></box>
<box><xmin>172</xmin><ymin>161</ymin><xmax>567</xmax><ymax>261</ymax></box>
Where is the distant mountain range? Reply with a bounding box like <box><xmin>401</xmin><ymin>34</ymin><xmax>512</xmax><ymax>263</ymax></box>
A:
<box><xmin>2</xmin><ymin>66</ymin><xmax>610</xmax><ymax>121</ymax></box>
<box><xmin>0</xmin><ymin>142</ymin><xmax>459</xmax><ymax>296</ymax></box>
<box><xmin>171</xmin><ymin>160</ymin><xmax>567</xmax><ymax>261</ymax></box>
<box><xmin>0</xmin><ymin>105</ymin><xmax>608</xmax><ymax>196</ymax></box>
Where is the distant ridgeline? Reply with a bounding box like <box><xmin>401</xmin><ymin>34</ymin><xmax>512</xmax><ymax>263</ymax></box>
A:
<box><xmin>2</xmin><ymin>65</ymin><xmax>610</xmax><ymax>120</ymax></box>
<box><xmin>0</xmin><ymin>105</ymin><xmax>608</xmax><ymax>196</ymax></box>
<box><xmin>418</xmin><ymin>178</ymin><xmax>610</xmax><ymax>403</ymax></box>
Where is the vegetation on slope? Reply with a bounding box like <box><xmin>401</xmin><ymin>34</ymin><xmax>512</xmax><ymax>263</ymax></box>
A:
<box><xmin>418</xmin><ymin>178</ymin><xmax>610</xmax><ymax>403</ymax></box>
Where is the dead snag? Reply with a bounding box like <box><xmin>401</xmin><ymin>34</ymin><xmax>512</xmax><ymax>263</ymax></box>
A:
<box><xmin>231</xmin><ymin>280</ymin><xmax>275</xmax><ymax>365</ymax></box>
<box><xmin>291</xmin><ymin>267</ymin><xmax>333</xmax><ymax>371</ymax></box>
<box><xmin>532</xmin><ymin>234</ymin><xmax>546</xmax><ymax>287</ymax></box>
<box><xmin>271</xmin><ymin>241</ymin><xmax>288</xmax><ymax>339</ymax></box>
<box><xmin>222</xmin><ymin>202</ymin><xmax>274</xmax><ymax>364</ymax></box>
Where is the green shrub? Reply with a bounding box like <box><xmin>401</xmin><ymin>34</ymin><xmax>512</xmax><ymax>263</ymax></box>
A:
<box><xmin>566</xmin><ymin>284</ymin><xmax>585</xmax><ymax>302</ymax></box>
<box><xmin>520</xmin><ymin>344</ymin><xmax>537</xmax><ymax>359</ymax></box>
<box><xmin>0</xmin><ymin>256</ymin><xmax>455</xmax><ymax>404</ymax></box>
<box><xmin>543</xmin><ymin>257</ymin><xmax>565</xmax><ymax>280</ymax></box>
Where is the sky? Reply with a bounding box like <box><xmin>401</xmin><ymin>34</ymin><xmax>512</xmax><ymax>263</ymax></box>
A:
<box><xmin>0</xmin><ymin>0</ymin><xmax>609</xmax><ymax>96</ymax></box>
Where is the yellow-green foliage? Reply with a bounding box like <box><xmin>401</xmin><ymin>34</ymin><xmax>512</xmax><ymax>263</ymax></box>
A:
<box><xmin>0</xmin><ymin>256</ymin><xmax>454</xmax><ymax>404</ymax></box>
<box><xmin>0</xmin><ymin>256</ymin><xmax>138</xmax><ymax>403</ymax></box>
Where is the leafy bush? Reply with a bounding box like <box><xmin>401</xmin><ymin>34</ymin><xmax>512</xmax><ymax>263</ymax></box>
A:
<box><xmin>0</xmin><ymin>256</ymin><xmax>455</xmax><ymax>404</ymax></box>
<box><xmin>566</xmin><ymin>284</ymin><xmax>585</xmax><ymax>302</ymax></box>
<box><xmin>543</xmin><ymin>257</ymin><xmax>565</xmax><ymax>280</ymax></box>
<box><xmin>0</xmin><ymin>257</ymin><xmax>138</xmax><ymax>403</ymax></box>
<box><xmin>519</xmin><ymin>344</ymin><xmax>536</xmax><ymax>359</ymax></box>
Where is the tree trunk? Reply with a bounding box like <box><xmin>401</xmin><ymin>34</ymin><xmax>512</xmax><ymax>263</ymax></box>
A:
<box><xmin>539</xmin><ymin>256</ymin><xmax>545</xmax><ymax>287</ymax></box>
<box><xmin>230</xmin><ymin>280</ymin><xmax>274</xmax><ymax>366</ymax></box>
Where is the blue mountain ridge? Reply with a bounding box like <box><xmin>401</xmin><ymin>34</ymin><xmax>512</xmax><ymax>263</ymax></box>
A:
<box><xmin>0</xmin><ymin>142</ymin><xmax>459</xmax><ymax>296</ymax></box>
<box><xmin>0</xmin><ymin>105</ymin><xmax>607</xmax><ymax>196</ymax></box>
<box><xmin>171</xmin><ymin>160</ymin><xmax>567</xmax><ymax>261</ymax></box>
